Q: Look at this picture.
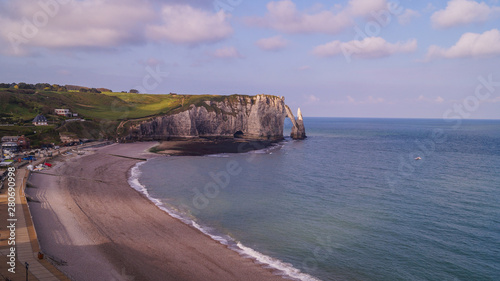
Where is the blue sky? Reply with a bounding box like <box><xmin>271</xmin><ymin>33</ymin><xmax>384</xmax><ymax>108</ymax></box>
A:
<box><xmin>1</xmin><ymin>0</ymin><xmax>500</xmax><ymax>118</ymax></box>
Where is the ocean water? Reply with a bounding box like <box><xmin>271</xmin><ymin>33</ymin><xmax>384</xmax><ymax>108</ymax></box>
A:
<box><xmin>130</xmin><ymin>118</ymin><xmax>500</xmax><ymax>281</ymax></box>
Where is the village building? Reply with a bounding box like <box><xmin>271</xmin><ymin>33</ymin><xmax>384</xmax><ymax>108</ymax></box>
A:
<box><xmin>1</xmin><ymin>141</ymin><xmax>17</xmax><ymax>153</ymax></box>
<box><xmin>32</xmin><ymin>114</ymin><xmax>48</xmax><ymax>126</ymax></box>
<box><xmin>16</xmin><ymin>135</ymin><xmax>30</xmax><ymax>150</ymax></box>
<box><xmin>55</xmin><ymin>109</ymin><xmax>70</xmax><ymax>116</ymax></box>
<box><xmin>55</xmin><ymin>108</ymin><xmax>78</xmax><ymax>117</ymax></box>
<box><xmin>1</xmin><ymin>135</ymin><xmax>30</xmax><ymax>153</ymax></box>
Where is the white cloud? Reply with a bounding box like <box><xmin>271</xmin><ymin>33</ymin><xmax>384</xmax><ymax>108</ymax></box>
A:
<box><xmin>431</xmin><ymin>0</ymin><xmax>500</xmax><ymax>28</ymax></box>
<box><xmin>313</xmin><ymin>37</ymin><xmax>417</xmax><ymax>59</ymax></box>
<box><xmin>488</xmin><ymin>96</ymin><xmax>500</xmax><ymax>103</ymax></box>
<box><xmin>425</xmin><ymin>29</ymin><xmax>500</xmax><ymax>60</ymax></box>
<box><xmin>211</xmin><ymin>46</ymin><xmax>243</xmax><ymax>59</ymax></box>
<box><xmin>334</xmin><ymin>95</ymin><xmax>385</xmax><ymax>105</ymax></box>
<box><xmin>146</xmin><ymin>5</ymin><xmax>233</xmax><ymax>44</ymax></box>
<box><xmin>365</xmin><ymin>96</ymin><xmax>385</xmax><ymax>104</ymax></box>
<box><xmin>245</xmin><ymin>0</ymin><xmax>430</xmax><ymax>35</ymax></box>
<box><xmin>0</xmin><ymin>0</ymin><xmax>233</xmax><ymax>55</ymax></box>
<box><xmin>417</xmin><ymin>95</ymin><xmax>445</xmax><ymax>103</ymax></box>
<box><xmin>245</xmin><ymin>0</ymin><xmax>394</xmax><ymax>34</ymax></box>
<box><xmin>347</xmin><ymin>0</ymin><xmax>389</xmax><ymax>17</ymax></box>
<box><xmin>307</xmin><ymin>94</ymin><xmax>320</xmax><ymax>103</ymax></box>
<box><xmin>0</xmin><ymin>0</ymin><xmax>153</xmax><ymax>53</ymax></box>
<box><xmin>398</xmin><ymin>9</ymin><xmax>420</xmax><ymax>25</ymax></box>
<box><xmin>245</xmin><ymin>0</ymin><xmax>352</xmax><ymax>34</ymax></box>
<box><xmin>256</xmin><ymin>35</ymin><xmax>288</xmax><ymax>51</ymax></box>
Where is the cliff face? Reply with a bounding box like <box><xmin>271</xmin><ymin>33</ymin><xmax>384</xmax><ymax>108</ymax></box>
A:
<box><xmin>125</xmin><ymin>95</ymin><xmax>287</xmax><ymax>141</ymax></box>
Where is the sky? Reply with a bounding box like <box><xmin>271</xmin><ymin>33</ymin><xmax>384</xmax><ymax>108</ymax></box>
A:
<box><xmin>1</xmin><ymin>0</ymin><xmax>500</xmax><ymax>119</ymax></box>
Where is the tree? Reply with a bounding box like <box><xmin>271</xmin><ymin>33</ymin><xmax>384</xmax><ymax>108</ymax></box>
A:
<box><xmin>129</xmin><ymin>89</ymin><xmax>139</xmax><ymax>94</ymax></box>
<box><xmin>35</xmin><ymin>83</ymin><xmax>50</xmax><ymax>90</ymax></box>
<box><xmin>17</xmin><ymin>82</ymin><xmax>35</xmax><ymax>89</ymax></box>
<box><xmin>79</xmin><ymin>88</ymin><xmax>88</xmax><ymax>93</ymax></box>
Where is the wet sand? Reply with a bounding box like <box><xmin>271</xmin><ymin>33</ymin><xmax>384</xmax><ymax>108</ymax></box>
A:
<box><xmin>27</xmin><ymin>142</ymin><xmax>285</xmax><ymax>281</ymax></box>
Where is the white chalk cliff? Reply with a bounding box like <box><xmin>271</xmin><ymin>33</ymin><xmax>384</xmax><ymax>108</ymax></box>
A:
<box><xmin>124</xmin><ymin>95</ymin><xmax>307</xmax><ymax>141</ymax></box>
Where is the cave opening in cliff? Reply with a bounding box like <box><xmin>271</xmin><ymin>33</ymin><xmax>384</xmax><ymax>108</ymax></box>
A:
<box><xmin>233</xmin><ymin>131</ymin><xmax>244</xmax><ymax>138</ymax></box>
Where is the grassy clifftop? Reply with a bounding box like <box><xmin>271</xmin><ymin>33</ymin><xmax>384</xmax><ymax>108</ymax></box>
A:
<box><xmin>2</xmin><ymin>89</ymin><xmax>190</xmax><ymax>121</ymax></box>
<box><xmin>0</xmin><ymin>88</ymin><xmax>257</xmax><ymax>146</ymax></box>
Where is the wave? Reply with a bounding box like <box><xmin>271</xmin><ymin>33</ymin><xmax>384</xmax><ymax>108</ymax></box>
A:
<box><xmin>246</xmin><ymin>141</ymin><xmax>286</xmax><ymax>154</ymax></box>
<box><xmin>236</xmin><ymin>243</ymin><xmax>322</xmax><ymax>281</ymax></box>
<box><xmin>127</xmin><ymin>160</ymin><xmax>321</xmax><ymax>281</ymax></box>
<box><xmin>205</xmin><ymin>154</ymin><xmax>230</xmax><ymax>158</ymax></box>
<box><xmin>128</xmin><ymin>162</ymin><xmax>154</xmax><ymax>200</ymax></box>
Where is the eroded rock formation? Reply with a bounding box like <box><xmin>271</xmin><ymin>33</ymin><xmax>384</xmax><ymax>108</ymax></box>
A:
<box><xmin>125</xmin><ymin>95</ymin><xmax>288</xmax><ymax>141</ymax></box>
<box><xmin>285</xmin><ymin>106</ymin><xmax>306</xmax><ymax>140</ymax></box>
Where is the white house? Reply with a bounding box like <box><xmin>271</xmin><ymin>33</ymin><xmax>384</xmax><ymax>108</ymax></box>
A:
<box><xmin>32</xmin><ymin>114</ymin><xmax>48</xmax><ymax>126</ymax></box>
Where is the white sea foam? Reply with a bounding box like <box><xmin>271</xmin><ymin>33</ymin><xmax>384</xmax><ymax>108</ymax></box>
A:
<box><xmin>205</xmin><ymin>154</ymin><xmax>230</xmax><ymax>158</ymax></box>
<box><xmin>246</xmin><ymin>142</ymin><xmax>285</xmax><ymax>154</ymax></box>
<box><xmin>236</xmin><ymin>242</ymin><xmax>322</xmax><ymax>281</ymax></box>
<box><xmin>128</xmin><ymin>161</ymin><xmax>148</xmax><ymax>195</ymax></box>
<box><xmin>127</xmin><ymin>160</ymin><xmax>321</xmax><ymax>281</ymax></box>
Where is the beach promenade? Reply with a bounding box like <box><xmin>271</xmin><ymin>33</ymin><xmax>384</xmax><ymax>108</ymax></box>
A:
<box><xmin>1</xmin><ymin>161</ymin><xmax>70</xmax><ymax>280</ymax></box>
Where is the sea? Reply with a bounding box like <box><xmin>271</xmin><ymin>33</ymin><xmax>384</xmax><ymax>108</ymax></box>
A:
<box><xmin>128</xmin><ymin>118</ymin><xmax>500</xmax><ymax>281</ymax></box>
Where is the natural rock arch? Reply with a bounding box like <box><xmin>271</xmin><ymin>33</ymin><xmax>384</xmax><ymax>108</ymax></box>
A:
<box><xmin>233</xmin><ymin>130</ymin><xmax>244</xmax><ymax>138</ymax></box>
<box><xmin>284</xmin><ymin>105</ymin><xmax>306</xmax><ymax>140</ymax></box>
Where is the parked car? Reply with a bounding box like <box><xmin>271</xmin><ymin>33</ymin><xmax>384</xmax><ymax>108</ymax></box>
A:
<box><xmin>22</xmin><ymin>156</ymin><xmax>37</xmax><ymax>161</ymax></box>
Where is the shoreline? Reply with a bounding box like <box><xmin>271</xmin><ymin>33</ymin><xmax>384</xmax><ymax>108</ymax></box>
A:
<box><xmin>27</xmin><ymin>142</ymin><xmax>287</xmax><ymax>281</ymax></box>
<box><xmin>127</xmin><ymin>158</ymin><xmax>319</xmax><ymax>281</ymax></box>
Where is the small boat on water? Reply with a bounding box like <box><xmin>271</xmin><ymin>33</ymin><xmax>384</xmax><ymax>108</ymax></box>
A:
<box><xmin>415</xmin><ymin>157</ymin><xmax>422</xmax><ymax>160</ymax></box>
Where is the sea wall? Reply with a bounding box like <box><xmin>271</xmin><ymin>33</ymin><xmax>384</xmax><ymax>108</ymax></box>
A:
<box><xmin>124</xmin><ymin>95</ymin><xmax>287</xmax><ymax>141</ymax></box>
